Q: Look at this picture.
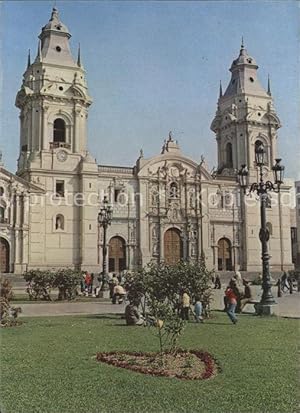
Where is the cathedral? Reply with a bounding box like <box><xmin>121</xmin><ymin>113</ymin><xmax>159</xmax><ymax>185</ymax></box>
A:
<box><xmin>0</xmin><ymin>8</ymin><xmax>293</xmax><ymax>274</ymax></box>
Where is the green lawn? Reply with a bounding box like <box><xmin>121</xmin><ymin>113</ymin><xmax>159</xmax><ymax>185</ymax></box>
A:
<box><xmin>0</xmin><ymin>313</ymin><xmax>299</xmax><ymax>413</ymax></box>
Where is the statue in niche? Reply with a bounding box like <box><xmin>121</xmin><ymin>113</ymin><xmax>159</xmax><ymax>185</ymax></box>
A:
<box><xmin>151</xmin><ymin>187</ymin><xmax>159</xmax><ymax>206</ymax></box>
<box><xmin>130</xmin><ymin>226</ymin><xmax>136</xmax><ymax>242</ymax></box>
<box><xmin>152</xmin><ymin>225</ymin><xmax>159</xmax><ymax>240</ymax></box>
<box><xmin>190</xmin><ymin>230</ymin><xmax>197</xmax><ymax>241</ymax></box>
<box><xmin>55</xmin><ymin>215</ymin><xmax>63</xmax><ymax>230</ymax></box>
<box><xmin>152</xmin><ymin>241</ymin><xmax>159</xmax><ymax>255</ymax></box>
<box><xmin>189</xmin><ymin>190</ymin><xmax>195</xmax><ymax>208</ymax></box>
<box><xmin>191</xmin><ymin>243</ymin><xmax>197</xmax><ymax>256</ymax></box>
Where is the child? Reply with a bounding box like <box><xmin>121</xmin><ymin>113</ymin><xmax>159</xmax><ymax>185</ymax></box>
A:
<box><xmin>225</xmin><ymin>280</ymin><xmax>238</xmax><ymax>324</ymax></box>
<box><xmin>194</xmin><ymin>297</ymin><xmax>204</xmax><ymax>323</ymax></box>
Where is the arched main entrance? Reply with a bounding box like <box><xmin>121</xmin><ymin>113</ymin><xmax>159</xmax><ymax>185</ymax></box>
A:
<box><xmin>0</xmin><ymin>238</ymin><xmax>10</xmax><ymax>273</ymax></box>
<box><xmin>164</xmin><ymin>228</ymin><xmax>183</xmax><ymax>265</ymax></box>
<box><xmin>218</xmin><ymin>237</ymin><xmax>232</xmax><ymax>271</ymax></box>
<box><xmin>108</xmin><ymin>236</ymin><xmax>126</xmax><ymax>273</ymax></box>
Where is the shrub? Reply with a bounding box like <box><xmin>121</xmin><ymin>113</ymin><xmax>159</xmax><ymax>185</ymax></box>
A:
<box><xmin>24</xmin><ymin>270</ymin><xmax>55</xmax><ymax>301</ymax></box>
<box><xmin>0</xmin><ymin>278</ymin><xmax>22</xmax><ymax>327</ymax></box>
<box><xmin>53</xmin><ymin>269</ymin><xmax>82</xmax><ymax>300</ymax></box>
<box><xmin>23</xmin><ymin>269</ymin><xmax>82</xmax><ymax>301</ymax></box>
<box><xmin>124</xmin><ymin>261</ymin><xmax>213</xmax><ymax>353</ymax></box>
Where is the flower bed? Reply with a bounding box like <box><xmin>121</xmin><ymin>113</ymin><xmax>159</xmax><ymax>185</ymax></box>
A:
<box><xmin>96</xmin><ymin>349</ymin><xmax>220</xmax><ymax>380</ymax></box>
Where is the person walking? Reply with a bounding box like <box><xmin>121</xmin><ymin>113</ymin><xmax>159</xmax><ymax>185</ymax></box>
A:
<box><xmin>287</xmin><ymin>274</ymin><xmax>293</xmax><ymax>294</ymax></box>
<box><xmin>281</xmin><ymin>271</ymin><xmax>289</xmax><ymax>292</ymax></box>
<box><xmin>194</xmin><ymin>297</ymin><xmax>204</xmax><ymax>323</ymax></box>
<box><xmin>214</xmin><ymin>274</ymin><xmax>221</xmax><ymax>289</ymax></box>
<box><xmin>225</xmin><ymin>280</ymin><xmax>238</xmax><ymax>324</ymax></box>
<box><xmin>84</xmin><ymin>272</ymin><xmax>92</xmax><ymax>296</ymax></box>
<box><xmin>276</xmin><ymin>277</ymin><xmax>282</xmax><ymax>298</ymax></box>
<box><xmin>181</xmin><ymin>291</ymin><xmax>190</xmax><ymax>321</ymax></box>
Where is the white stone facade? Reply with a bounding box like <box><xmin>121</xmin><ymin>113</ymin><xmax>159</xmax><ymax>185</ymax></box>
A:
<box><xmin>294</xmin><ymin>181</ymin><xmax>300</xmax><ymax>268</ymax></box>
<box><xmin>0</xmin><ymin>8</ymin><xmax>294</xmax><ymax>274</ymax></box>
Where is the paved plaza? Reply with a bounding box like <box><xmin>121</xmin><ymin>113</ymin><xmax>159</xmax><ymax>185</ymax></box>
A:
<box><xmin>16</xmin><ymin>286</ymin><xmax>300</xmax><ymax>318</ymax></box>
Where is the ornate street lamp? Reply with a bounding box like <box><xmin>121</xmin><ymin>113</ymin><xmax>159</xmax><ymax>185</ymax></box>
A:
<box><xmin>98</xmin><ymin>196</ymin><xmax>113</xmax><ymax>291</ymax></box>
<box><xmin>237</xmin><ymin>145</ymin><xmax>285</xmax><ymax>314</ymax></box>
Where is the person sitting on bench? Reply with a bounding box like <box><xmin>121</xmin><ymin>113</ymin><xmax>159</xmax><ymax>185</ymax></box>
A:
<box><xmin>112</xmin><ymin>284</ymin><xmax>126</xmax><ymax>304</ymax></box>
<box><xmin>240</xmin><ymin>279</ymin><xmax>253</xmax><ymax>312</ymax></box>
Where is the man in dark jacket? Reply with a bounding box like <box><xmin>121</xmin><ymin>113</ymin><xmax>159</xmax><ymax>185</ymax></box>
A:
<box><xmin>125</xmin><ymin>301</ymin><xmax>144</xmax><ymax>326</ymax></box>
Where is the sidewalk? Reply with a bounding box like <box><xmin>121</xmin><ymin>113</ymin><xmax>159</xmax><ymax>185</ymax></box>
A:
<box><xmin>17</xmin><ymin>287</ymin><xmax>300</xmax><ymax>318</ymax></box>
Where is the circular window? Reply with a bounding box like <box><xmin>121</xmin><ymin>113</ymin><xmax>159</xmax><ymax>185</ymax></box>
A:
<box><xmin>37</xmin><ymin>70</ymin><xmax>40</xmax><ymax>73</ymax></box>
<box><xmin>239</xmin><ymin>99</ymin><xmax>242</xmax><ymax>102</ymax></box>
<box><xmin>249</xmin><ymin>77</ymin><xmax>254</xmax><ymax>82</ymax></box>
<box><xmin>258</xmin><ymin>112</ymin><xmax>261</xmax><ymax>116</ymax></box>
<box><xmin>56</xmin><ymin>46</ymin><xmax>61</xmax><ymax>52</ymax></box>
<box><xmin>56</xmin><ymin>26</ymin><xmax>61</xmax><ymax>31</ymax></box>
<box><xmin>247</xmin><ymin>59</ymin><xmax>252</xmax><ymax>63</ymax></box>
<box><xmin>59</xmin><ymin>86</ymin><xmax>63</xmax><ymax>91</ymax></box>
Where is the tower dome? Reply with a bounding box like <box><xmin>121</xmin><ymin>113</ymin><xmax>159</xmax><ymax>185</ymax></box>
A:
<box><xmin>37</xmin><ymin>7</ymin><xmax>76</xmax><ymax>66</ymax></box>
<box><xmin>223</xmin><ymin>41</ymin><xmax>268</xmax><ymax>98</ymax></box>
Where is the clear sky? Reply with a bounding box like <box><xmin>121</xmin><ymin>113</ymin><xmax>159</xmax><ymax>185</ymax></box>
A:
<box><xmin>1</xmin><ymin>0</ymin><xmax>299</xmax><ymax>180</ymax></box>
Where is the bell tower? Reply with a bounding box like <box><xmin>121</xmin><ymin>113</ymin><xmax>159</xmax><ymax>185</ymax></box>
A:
<box><xmin>211</xmin><ymin>41</ymin><xmax>281</xmax><ymax>179</ymax></box>
<box><xmin>15</xmin><ymin>7</ymin><xmax>93</xmax><ymax>179</ymax></box>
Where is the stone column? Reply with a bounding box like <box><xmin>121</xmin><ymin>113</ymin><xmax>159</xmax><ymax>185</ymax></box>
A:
<box><xmin>159</xmin><ymin>225</ymin><xmax>164</xmax><ymax>262</ymax></box>
<box><xmin>126</xmin><ymin>243</ymin><xmax>130</xmax><ymax>270</ymax></box>
<box><xmin>42</xmin><ymin>106</ymin><xmax>49</xmax><ymax>150</ymax></box>
<box><xmin>74</xmin><ymin>107</ymin><xmax>81</xmax><ymax>153</ymax></box>
<box><xmin>23</xmin><ymin>194</ymin><xmax>29</xmax><ymax>227</ymax></box>
<box><xmin>14</xmin><ymin>193</ymin><xmax>22</xmax><ymax>268</ymax></box>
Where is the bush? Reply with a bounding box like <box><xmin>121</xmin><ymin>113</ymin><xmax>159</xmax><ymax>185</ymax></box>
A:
<box><xmin>0</xmin><ymin>278</ymin><xmax>22</xmax><ymax>327</ymax></box>
<box><xmin>53</xmin><ymin>269</ymin><xmax>82</xmax><ymax>300</ymax></box>
<box><xmin>24</xmin><ymin>270</ymin><xmax>55</xmax><ymax>301</ymax></box>
<box><xmin>23</xmin><ymin>269</ymin><xmax>82</xmax><ymax>301</ymax></box>
<box><xmin>124</xmin><ymin>261</ymin><xmax>213</xmax><ymax>353</ymax></box>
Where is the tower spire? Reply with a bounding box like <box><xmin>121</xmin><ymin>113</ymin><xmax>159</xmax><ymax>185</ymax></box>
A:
<box><xmin>241</xmin><ymin>36</ymin><xmax>244</xmax><ymax>49</ymax></box>
<box><xmin>267</xmin><ymin>74</ymin><xmax>272</xmax><ymax>96</ymax></box>
<box><xmin>27</xmin><ymin>49</ymin><xmax>31</xmax><ymax>69</ymax></box>
<box><xmin>219</xmin><ymin>80</ymin><xmax>223</xmax><ymax>98</ymax></box>
<box><xmin>77</xmin><ymin>43</ymin><xmax>81</xmax><ymax>67</ymax></box>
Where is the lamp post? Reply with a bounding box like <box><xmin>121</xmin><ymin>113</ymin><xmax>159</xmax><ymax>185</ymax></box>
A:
<box><xmin>237</xmin><ymin>144</ymin><xmax>285</xmax><ymax>314</ymax></box>
<box><xmin>98</xmin><ymin>196</ymin><xmax>113</xmax><ymax>292</ymax></box>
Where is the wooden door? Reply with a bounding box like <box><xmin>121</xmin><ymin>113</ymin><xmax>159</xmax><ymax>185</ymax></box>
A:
<box><xmin>164</xmin><ymin>229</ymin><xmax>183</xmax><ymax>265</ymax></box>
<box><xmin>0</xmin><ymin>238</ymin><xmax>9</xmax><ymax>273</ymax></box>
<box><xmin>218</xmin><ymin>238</ymin><xmax>232</xmax><ymax>271</ymax></box>
<box><xmin>109</xmin><ymin>236</ymin><xmax>126</xmax><ymax>273</ymax></box>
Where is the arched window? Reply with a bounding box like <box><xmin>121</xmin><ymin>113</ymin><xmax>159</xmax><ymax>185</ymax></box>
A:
<box><xmin>254</xmin><ymin>139</ymin><xmax>268</xmax><ymax>165</ymax></box>
<box><xmin>225</xmin><ymin>142</ymin><xmax>233</xmax><ymax>168</ymax></box>
<box><xmin>255</xmin><ymin>139</ymin><xmax>264</xmax><ymax>152</ymax></box>
<box><xmin>55</xmin><ymin>214</ymin><xmax>64</xmax><ymax>230</ymax></box>
<box><xmin>169</xmin><ymin>182</ymin><xmax>179</xmax><ymax>199</ymax></box>
<box><xmin>53</xmin><ymin>119</ymin><xmax>66</xmax><ymax>143</ymax></box>
<box><xmin>0</xmin><ymin>187</ymin><xmax>4</xmax><ymax>197</ymax></box>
